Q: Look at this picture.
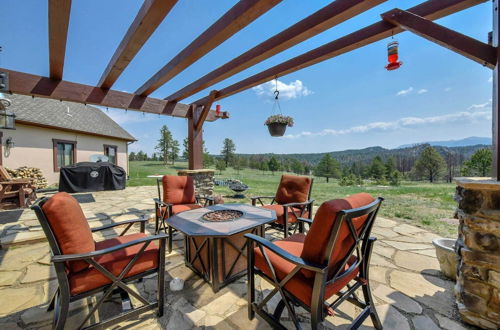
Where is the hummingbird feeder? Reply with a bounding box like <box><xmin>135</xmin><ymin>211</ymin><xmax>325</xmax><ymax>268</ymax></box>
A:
<box><xmin>385</xmin><ymin>40</ymin><xmax>403</xmax><ymax>71</ymax></box>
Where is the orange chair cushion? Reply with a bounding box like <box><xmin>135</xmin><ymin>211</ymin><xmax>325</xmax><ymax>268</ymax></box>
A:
<box><xmin>274</xmin><ymin>175</ymin><xmax>312</xmax><ymax>205</ymax></box>
<box><xmin>162</xmin><ymin>175</ymin><xmax>196</xmax><ymax>205</ymax></box>
<box><xmin>157</xmin><ymin>203</ymin><xmax>202</xmax><ymax>218</ymax></box>
<box><xmin>69</xmin><ymin>233</ymin><xmax>159</xmax><ymax>296</ymax></box>
<box><xmin>254</xmin><ymin>234</ymin><xmax>358</xmax><ymax>307</ymax></box>
<box><xmin>262</xmin><ymin>204</ymin><xmax>309</xmax><ymax>225</ymax></box>
<box><xmin>300</xmin><ymin>193</ymin><xmax>375</xmax><ymax>279</ymax></box>
<box><xmin>42</xmin><ymin>192</ymin><xmax>95</xmax><ymax>273</ymax></box>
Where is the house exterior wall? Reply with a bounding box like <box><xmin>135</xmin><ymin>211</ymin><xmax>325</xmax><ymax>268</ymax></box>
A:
<box><xmin>0</xmin><ymin>123</ymin><xmax>130</xmax><ymax>185</ymax></box>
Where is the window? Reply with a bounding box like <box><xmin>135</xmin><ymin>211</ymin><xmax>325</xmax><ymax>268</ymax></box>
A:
<box><xmin>104</xmin><ymin>144</ymin><xmax>118</xmax><ymax>165</ymax></box>
<box><xmin>53</xmin><ymin>139</ymin><xmax>76</xmax><ymax>171</ymax></box>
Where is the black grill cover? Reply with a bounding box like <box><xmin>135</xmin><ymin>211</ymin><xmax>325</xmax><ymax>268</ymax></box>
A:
<box><xmin>58</xmin><ymin>162</ymin><xmax>126</xmax><ymax>193</ymax></box>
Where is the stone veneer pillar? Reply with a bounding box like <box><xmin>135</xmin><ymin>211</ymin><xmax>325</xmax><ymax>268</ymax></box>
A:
<box><xmin>454</xmin><ymin>177</ymin><xmax>500</xmax><ymax>329</ymax></box>
<box><xmin>177</xmin><ymin>169</ymin><xmax>215</xmax><ymax>196</ymax></box>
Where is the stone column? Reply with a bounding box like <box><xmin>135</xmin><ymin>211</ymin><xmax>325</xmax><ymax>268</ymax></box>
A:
<box><xmin>177</xmin><ymin>169</ymin><xmax>215</xmax><ymax>196</ymax></box>
<box><xmin>454</xmin><ymin>178</ymin><xmax>500</xmax><ymax>329</ymax></box>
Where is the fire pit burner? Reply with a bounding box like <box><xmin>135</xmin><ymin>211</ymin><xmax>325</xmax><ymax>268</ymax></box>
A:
<box><xmin>202</xmin><ymin>210</ymin><xmax>244</xmax><ymax>222</ymax></box>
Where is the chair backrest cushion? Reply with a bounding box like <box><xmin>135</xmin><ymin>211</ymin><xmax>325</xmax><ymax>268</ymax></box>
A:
<box><xmin>42</xmin><ymin>192</ymin><xmax>95</xmax><ymax>273</ymax></box>
<box><xmin>274</xmin><ymin>175</ymin><xmax>312</xmax><ymax>205</ymax></box>
<box><xmin>300</xmin><ymin>193</ymin><xmax>375</xmax><ymax>278</ymax></box>
<box><xmin>162</xmin><ymin>175</ymin><xmax>196</xmax><ymax>205</ymax></box>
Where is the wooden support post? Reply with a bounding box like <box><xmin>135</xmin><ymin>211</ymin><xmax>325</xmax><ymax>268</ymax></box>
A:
<box><xmin>188</xmin><ymin>104</ymin><xmax>204</xmax><ymax>170</ymax></box>
<box><xmin>493</xmin><ymin>0</ymin><xmax>500</xmax><ymax>180</ymax></box>
<box><xmin>195</xmin><ymin>90</ymin><xmax>218</xmax><ymax>131</ymax></box>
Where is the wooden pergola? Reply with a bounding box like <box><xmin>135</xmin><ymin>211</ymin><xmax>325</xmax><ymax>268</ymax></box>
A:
<box><xmin>1</xmin><ymin>0</ymin><xmax>498</xmax><ymax>177</ymax></box>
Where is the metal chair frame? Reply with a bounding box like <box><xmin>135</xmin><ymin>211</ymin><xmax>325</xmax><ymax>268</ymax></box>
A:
<box><xmin>251</xmin><ymin>178</ymin><xmax>314</xmax><ymax>238</ymax></box>
<box><xmin>32</xmin><ymin>197</ymin><xmax>167</xmax><ymax>330</ymax></box>
<box><xmin>245</xmin><ymin>197</ymin><xmax>384</xmax><ymax>330</ymax></box>
<box><xmin>154</xmin><ymin>177</ymin><xmax>214</xmax><ymax>253</ymax></box>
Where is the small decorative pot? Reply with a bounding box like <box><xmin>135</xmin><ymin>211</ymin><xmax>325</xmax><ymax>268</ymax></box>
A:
<box><xmin>266</xmin><ymin>123</ymin><xmax>287</xmax><ymax>137</ymax></box>
<box><xmin>432</xmin><ymin>238</ymin><xmax>458</xmax><ymax>281</ymax></box>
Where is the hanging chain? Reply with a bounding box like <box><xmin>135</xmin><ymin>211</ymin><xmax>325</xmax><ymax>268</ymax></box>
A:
<box><xmin>272</xmin><ymin>76</ymin><xmax>282</xmax><ymax>114</ymax></box>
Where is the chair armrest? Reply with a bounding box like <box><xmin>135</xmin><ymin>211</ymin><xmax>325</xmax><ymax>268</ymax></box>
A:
<box><xmin>297</xmin><ymin>217</ymin><xmax>313</xmax><ymax>225</ymax></box>
<box><xmin>52</xmin><ymin>233</ymin><xmax>168</xmax><ymax>262</ymax></box>
<box><xmin>196</xmin><ymin>195</ymin><xmax>214</xmax><ymax>206</ymax></box>
<box><xmin>91</xmin><ymin>217</ymin><xmax>149</xmax><ymax>232</ymax></box>
<box><xmin>251</xmin><ymin>196</ymin><xmax>275</xmax><ymax>201</ymax></box>
<box><xmin>281</xmin><ymin>199</ymin><xmax>314</xmax><ymax>208</ymax></box>
<box><xmin>153</xmin><ymin>198</ymin><xmax>172</xmax><ymax>208</ymax></box>
<box><xmin>251</xmin><ymin>196</ymin><xmax>275</xmax><ymax>206</ymax></box>
<box><xmin>245</xmin><ymin>234</ymin><xmax>324</xmax><ymax>272</ymax></box>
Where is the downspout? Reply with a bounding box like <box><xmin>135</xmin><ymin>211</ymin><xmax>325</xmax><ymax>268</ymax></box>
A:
<box><xmin>127</xmin><ymin>140</ymin><xmax>135</xmax><ymax>180</ymax></box>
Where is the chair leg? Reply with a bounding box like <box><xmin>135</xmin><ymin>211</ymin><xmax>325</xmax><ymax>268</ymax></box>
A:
<box><xmin>283</xmin><ymin>221</ymin><xmax>289</xmax><ymax>238</ymax></box>
<box><xmin>157</xmin><ymin>238</ymin><xmax>166</xmax><ymax>317</ymax></box>
<box><xmin>53</xmin><ymin>289</ymin><xmax>69</xmax><ymax>330</ymax></box>
<box><xmin>362</xmin><ymin>282</ymin><xmax>382</xmax><ymax>329</ymax></box>
<box><xmin>247</xmin><ymin>239</ymin><xmax>255</xmax><ymax>320</ymax></box>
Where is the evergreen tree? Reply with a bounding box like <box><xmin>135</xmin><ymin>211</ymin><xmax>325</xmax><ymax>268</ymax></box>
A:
<box><xmin>216</xmin><ymin>159</ymin><xmax>226</xmax><ymax>174</ymax></box>
<box><xmin>369</xmin><ymin>156</ymin><xmax>386</xmax><ymax>181</ymax></box>
<box><xmin>170</xmin><ymin>140</ymin><xmax>180</xmax><ymax>165</ymax></box>
<box><xmin>156</xmin><ymin>125</ymin><xmax>173</xmax><ymax>164</ymax></box>
<box><xmin>260</xmin><ymin>161</ymin><xmax>269</xmax><ymax>174</ymax></box>
<box><xmin>291</xmin><ymin>159</ymin><xmax>305</xmax><ymax>174</ymax></box>
<box><xmin>268</xmin><ymin>156</ymin><xmax>280</xmax><ymax>174</ymax></box>
<box><xmin>414</xmin><ymin>146</ymin><xmax>446</xmax><ymax>182</ymax></box>
<box><xmin>462</xmin><ymin>148</ymin><xmax>492</xmax><ymax>177</ymax></box>
<box><xmin>128</xmin><ymin>152</ymin><xmax>136</xmax><ymax>161</ymax></box>
<box><xmin>221</xmin><ymin>138</ymin><xmax>236</xmax><ymax>167</ymax></box>
<box><xmin>313</xmin><ymin>154</ymin><xmax>341</xmax><ymax>182</ymax></box>
<box><xmin>182</xmin><ymin>137</ymin><xmax>189</xmax><ymax>160</ymax></box>
<box><xmin>385</xmin><ymin>157</ymin><xmax>396</xmax><ymax>178</ymax></box>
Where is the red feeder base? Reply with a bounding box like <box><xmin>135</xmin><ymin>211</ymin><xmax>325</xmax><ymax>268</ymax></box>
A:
<box><xmin>385</xmin><ymin>61</ymin><xmax>403</xmax><ymax>71</ymax></box>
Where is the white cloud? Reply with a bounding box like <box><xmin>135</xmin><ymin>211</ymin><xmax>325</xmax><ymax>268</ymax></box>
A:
<box><xmin>488</xmin><ymin>76</ymin><xmax>493</xmax><ymax>83</ymax></box>
<box><xmin>468</xmin><ymin>100</ymin><xmax>491</xmax><ymax>110</ymax></box>
<box><xmin>252</xmin><ymin>80</ymin><xmax>313</xmax><ymax>100</ymax></box>
<box><xmin>284</xmin><ymin>110</ymin><xmax>491</xmax><ymax>139</ymax></box>
<box><xmin>444</xmin><ymin>87</ymin><xmax>452</xmax><ymax>92</ymax></box>
<box><xmin>417</xmin><ymin>89</ymin><xmax>428</xmax><ymax>94</ymax></box>
<box><xmin>397</xmin><ymin>87</ymin><xmax>413</xmax><ymax>96</ymax></box>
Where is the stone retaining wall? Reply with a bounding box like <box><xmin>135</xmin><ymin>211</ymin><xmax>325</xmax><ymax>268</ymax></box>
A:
<box><xmin>177</xmin><ymin>169</ymin><xmax>215</xmax><ymax>196</ymax></box>
<box><xmin>454</xmin><ymin>177</ymin><xmax>500</xmax><ymax>329</ymax></box>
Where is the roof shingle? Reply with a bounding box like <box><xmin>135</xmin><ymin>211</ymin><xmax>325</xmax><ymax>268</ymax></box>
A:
<box><xmin>6</xmin><ymin>94</ymin><xmax>136</xmax><ymax>141</ymax></box>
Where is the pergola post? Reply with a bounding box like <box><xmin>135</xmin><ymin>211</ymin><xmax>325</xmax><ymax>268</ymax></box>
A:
<box><xmin>494</xmin><ymin>0</ymin><xmax>500</xmax><ymax>180</ymax></box>
<box><xmin>188</xmin><ymin>104</ymin><xmax>203</xmax><ymax>170</ymax></box>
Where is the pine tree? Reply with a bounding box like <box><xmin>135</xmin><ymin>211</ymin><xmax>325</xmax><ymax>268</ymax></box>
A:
<box><xmin>170</xmin><ymin>140</ymin><xmax>180</xmax><ymax>165</ymax></box>
<box><xmin>156</xmin><ymin>125</ymin><xmax>173</xmax><ymax>164</ymax></box>
<box><xmin>313</xmin><ymin>154</ymin><xmax>341</xmax><ymax>182</ymax></box>
<box><xmin>268</xmin><ymin>156</ymin><xmax>280</xmax><ymax>174</ymax></box>
<box><xmin>414</xmin><ymin>146</ymin><xmax>446</xmax><ymax>182</ymax></box>
<box><xmin>462</xmin><ymin>148</ymin><xmax>492</xmax><ymax>177</ymax></box>
<box><xmin>221</xmin><ymin>138</ymin><xmax>236</xmax><ymax>167</ymax></box>
<box><xmin>216</xmin><ymin>159</ymin><xmax>226</xmax><ymax>174</ymax></box>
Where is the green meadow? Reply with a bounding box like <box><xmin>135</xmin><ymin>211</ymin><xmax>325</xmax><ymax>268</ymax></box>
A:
<box><xmin>128</xmin><ymin>161</ymin><xmax>458</xmax><ymax>237</ymax></box>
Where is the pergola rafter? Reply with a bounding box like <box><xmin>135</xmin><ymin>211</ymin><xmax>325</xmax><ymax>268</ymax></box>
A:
<box><xmin>48</xmin><ymin>0</ymin><xmax>72</xmax><ymax>80</ymax></box>
<box><xmin>165</xmin><ymin>0</ymin><xmax>388</xmax><ymax>103</ymax></box>
<box><xmin>98</xmin><ymin>0</ymin><xmax>179</xmax><ymax>89</ymax></box>
<box><xmin>382</xmin><ymin>8</ymin><xmax>496</xmax><ymax>69</ymax></box>
<box><xmin>135</xmin><ymin>0</ymin><xmax>282</xmax><ymax>96</ymax></box>
<box><xmin>194</xmin><ymin>0</ymin><xmax>488</xmax><ymax>105</ymax></box>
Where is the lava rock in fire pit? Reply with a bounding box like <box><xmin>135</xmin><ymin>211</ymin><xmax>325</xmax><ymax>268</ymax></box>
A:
<box><xmin>202</xmin><ymin>210</ymin><xmax>244</xmax><ymax>222</ymax></box>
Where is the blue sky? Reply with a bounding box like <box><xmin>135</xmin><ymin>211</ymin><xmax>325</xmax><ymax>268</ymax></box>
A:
<box><xmin>2</xmin><ymin>0</ymin><xmax>493</xmax><ymax>155</ymax></box>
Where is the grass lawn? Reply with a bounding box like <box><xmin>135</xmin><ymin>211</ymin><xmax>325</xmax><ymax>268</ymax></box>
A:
<box><xmin>128</xmin><ymin>161</ymin><xmax>458</xmax><ymax>237</ymax></box>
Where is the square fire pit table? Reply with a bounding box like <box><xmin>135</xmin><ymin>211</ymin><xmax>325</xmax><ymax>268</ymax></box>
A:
<box><xmin>166</xmin><ymin>204</ymin><xmax>276</xmax><ymax>292</ymax></box>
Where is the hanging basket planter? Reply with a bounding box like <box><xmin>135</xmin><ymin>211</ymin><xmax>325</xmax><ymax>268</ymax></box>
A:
<box><xmin>265</xmin><ymin>115</ymin><xmax>294</xmax><ymax>137</ymax></box>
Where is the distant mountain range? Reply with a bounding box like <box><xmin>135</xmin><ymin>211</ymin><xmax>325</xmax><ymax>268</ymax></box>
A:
<box><xmin>237</xmin><ymin>137</ymin><xmax>491</xmax><ymax>166</ymax></box>
<box><xmin>398</xmin><ymin>136</ymin><xmax>490</xmax><ymax>148</ymax></box>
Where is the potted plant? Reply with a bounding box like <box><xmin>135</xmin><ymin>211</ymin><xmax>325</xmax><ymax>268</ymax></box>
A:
<box><xmin>264</xmin><ymin>114</ymin><xmax>294</xmax><ymax>137</ymax></box>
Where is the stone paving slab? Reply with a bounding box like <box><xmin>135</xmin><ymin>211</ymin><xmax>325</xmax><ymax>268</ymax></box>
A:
<box><xmin>0</xmin><ymin>186</ymin><xmax>474</xmax><ymax>329</ymax></box>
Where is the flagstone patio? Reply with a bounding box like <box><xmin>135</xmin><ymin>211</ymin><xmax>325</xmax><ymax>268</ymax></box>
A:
<box><xmin>0</xmin><ymin>187</ymin><xmax>472</xmax><ymax>329</ymax></box>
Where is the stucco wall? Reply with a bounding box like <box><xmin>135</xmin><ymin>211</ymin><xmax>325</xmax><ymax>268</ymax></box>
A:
<box><xmin>0</xmin><ymin>124</ymin><xmax>130</xmax><ymax>185</ymax></box>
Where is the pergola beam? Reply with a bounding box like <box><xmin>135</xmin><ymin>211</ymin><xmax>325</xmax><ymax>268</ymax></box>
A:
<box><xmin>166</xmin><ymin>0</ymin><xmax>387</xmax><ymax>102</ymax></box>
<box><xmin>98</xmin><ymin>0</ymin><xmax>178</xmax><ymax>89</ymax></box>
<box><xmin>49</xmin><ymin>0</ymin><xmax>72</xmax><ymax>80</ymax></box>
<box><xmin>135</xmin><ymin>0</ymin><xmax>282</xmax><ymax>96</ymax></box>
<box><xmin>195</xmin><ymin>0</ymin><xmax>487</xmax><ymax>105</ymax></box>
<box><xmin>382</xmin><ymin>9</ymin><xmax>497</xmax><ymax>69</ymax></box>
<box><xmin>2</xmin><ymin>68</ymin><xmax>221</xmax><ymax>121</ymax></box>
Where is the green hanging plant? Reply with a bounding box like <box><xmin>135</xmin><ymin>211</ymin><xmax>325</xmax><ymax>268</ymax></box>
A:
<box><xmin>264</xmin><ymin>114</ymin><xmax>294</xmax><ymax>127</ymax></box>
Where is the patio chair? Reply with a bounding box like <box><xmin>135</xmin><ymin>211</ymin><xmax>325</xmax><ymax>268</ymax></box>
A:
<box><xmin>32</xmin><ymin>192</ymin><xmax>167</xmax><ymax>330</ymax></box>
<box><xmin>154</xmin><ymin>175</ymin><xmax>213</xmax><ymax>253</ymax></box>
<box><xmin>245</xmin><ymin>193</ymin><xmax>383</xmax><ymax>330</ymax></box>
<box><xmin>0</xmin><ymin>165</ymin><xmax>36</xmax><ymax>209</ymax></box>
<box><xmin>251</xmin><ymin>174</ymin><xmax>313</xmax><ymax>238</ymax></box>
